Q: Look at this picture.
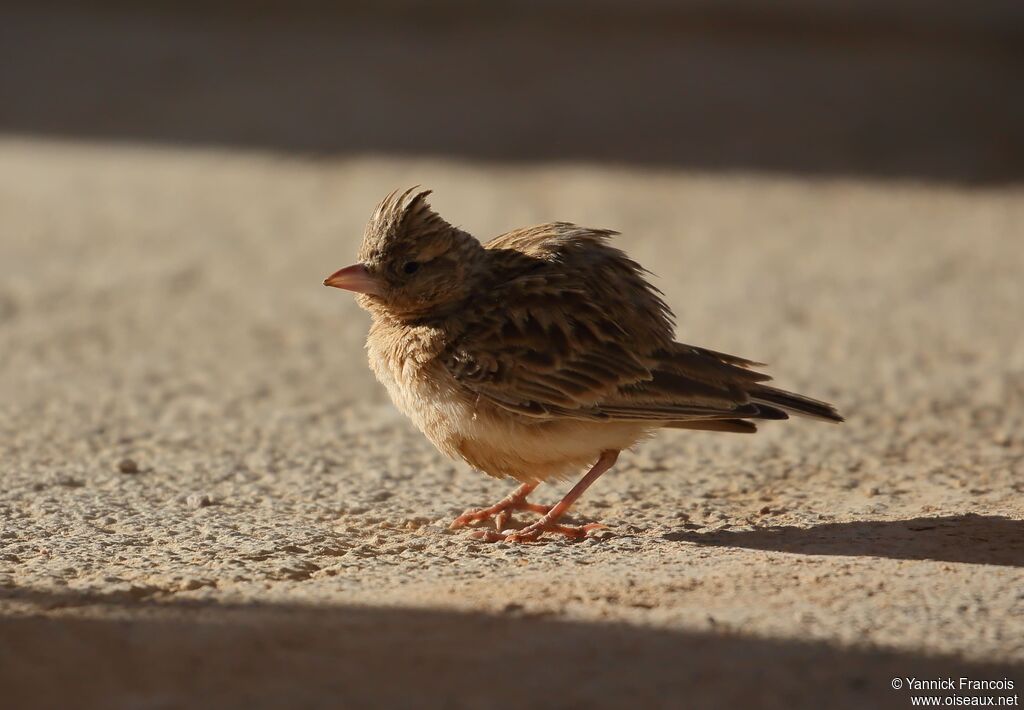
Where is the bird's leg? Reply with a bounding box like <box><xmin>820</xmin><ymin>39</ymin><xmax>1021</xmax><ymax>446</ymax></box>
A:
<box><xmin>472</xmin><ymin>450</ymin><xmax>619</xmax><ymax>543</ymax></box>
<box><xmin>449</xmin><ymin>482</ymin><xmax>551</xmax><ymax>531</ymax></box>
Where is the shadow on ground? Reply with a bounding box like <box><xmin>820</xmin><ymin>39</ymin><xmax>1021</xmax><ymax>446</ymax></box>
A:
<box><xmin>1</xmin><ymin>2</ymin><xmax>1022</xmax><ymax>183</ymax></box>
<box><xmin>0</xmin><ymin>587</ymin><xmax>1020</xmax><ymax>709</ymax></box>
<box><xmin>664</xmin><ymin>514</ymin><xmax>1024</xmax><ymax>567</ymax></box>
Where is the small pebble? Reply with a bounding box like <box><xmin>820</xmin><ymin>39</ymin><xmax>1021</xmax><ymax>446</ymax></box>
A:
<box><xmin>117</xmin><ymin>458</ymin><xmax>140</xmax><ymax>474</ymax></box>
<box><xmin>186</xmin><ymin>493</ymin><xmax>213</xmax><ymax>509</ymax></box>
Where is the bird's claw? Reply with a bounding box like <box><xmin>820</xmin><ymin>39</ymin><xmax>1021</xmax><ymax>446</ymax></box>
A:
<box><xmin>449</xmin><ymin>497</ymin><xmax>552</xmax><ymax>531</ymax></box>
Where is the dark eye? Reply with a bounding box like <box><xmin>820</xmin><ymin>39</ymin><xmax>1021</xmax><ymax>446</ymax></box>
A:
<box><xmin>403</xmin><ymin>261</ymin><xmax>420</xmax><ymax>275</ymax></box>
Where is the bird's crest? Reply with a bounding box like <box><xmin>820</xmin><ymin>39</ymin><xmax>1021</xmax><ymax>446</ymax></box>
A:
<box><xmin>360</xmin><ymin>186</ymin><xmax>460</xmax><ymax>263</ymax></box>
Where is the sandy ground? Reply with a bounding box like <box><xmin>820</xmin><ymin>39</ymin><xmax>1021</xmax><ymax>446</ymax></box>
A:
<box><xmin>0</xmin><ymin>136</ymin><xmax>1022</xmax><ymax>708</ymax></box>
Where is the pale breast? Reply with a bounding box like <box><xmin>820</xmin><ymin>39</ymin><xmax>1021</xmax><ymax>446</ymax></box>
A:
<box><xmin>366</xmin><ymin>322</ymin><xmax>463</xmax><ymax>451</ymax></box>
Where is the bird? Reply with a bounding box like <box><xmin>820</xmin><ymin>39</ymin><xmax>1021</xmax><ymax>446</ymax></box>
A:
<box><xmin>324</xmin><ymin>187</ymin><xmax>843</xmax><ymax>543</ymax></box>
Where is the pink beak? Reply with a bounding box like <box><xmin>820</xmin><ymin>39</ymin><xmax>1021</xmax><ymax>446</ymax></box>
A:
<box><xmin>323</xmin><ymin>263</ymin><xmax>382</xmax><ymax>296</ymax></box>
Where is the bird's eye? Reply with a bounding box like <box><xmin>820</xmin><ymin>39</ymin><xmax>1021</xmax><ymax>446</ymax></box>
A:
<box><xmin>403</xmin><ymin>261</ymin><xmax>420</xmax><ymax>275</ymax></box>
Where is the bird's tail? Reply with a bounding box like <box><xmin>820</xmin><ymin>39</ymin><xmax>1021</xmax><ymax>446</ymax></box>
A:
<box><xmin>748</xmin><ymin>385</ymin><xmax>844</xmax><ymax>423</ymax></box>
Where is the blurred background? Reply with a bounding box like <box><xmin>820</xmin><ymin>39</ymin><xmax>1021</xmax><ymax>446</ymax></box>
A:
<box><xmin>2</xmin><ymin>3</ymin><xmax>1023</xmax><ymax>709</ymax></box>
<box><xmin>3</xmin><ymin>0</ymin><xmax>1022</xmax><ymax>181</ymax></box>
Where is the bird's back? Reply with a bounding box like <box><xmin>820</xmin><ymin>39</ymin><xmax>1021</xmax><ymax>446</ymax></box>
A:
<box><xmin>481</xmin><ymin>223</ymin><xmax>676</xmax><ymax>350</ymax></box>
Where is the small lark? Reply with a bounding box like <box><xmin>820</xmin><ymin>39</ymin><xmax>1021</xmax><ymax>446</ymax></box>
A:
<box><xmin>325</xmin><ymin>188</ymin><xmax>842</xmax><ymax>543</ymax></box>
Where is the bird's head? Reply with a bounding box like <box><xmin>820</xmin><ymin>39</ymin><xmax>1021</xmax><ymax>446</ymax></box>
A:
<box><xmin>324</xmin><ymin>188</ymin><xmax>484</xmax><ymax>321</ymax></box>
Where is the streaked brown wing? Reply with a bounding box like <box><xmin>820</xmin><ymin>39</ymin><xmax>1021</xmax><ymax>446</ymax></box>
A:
<box><xmin>444</xmin><ymin>325</ymin><xmax>775</xmax><ymax>422</ymax></box>
<box><xmin>442</xmin><ymin>272</ymin><xmax>655</xmax><ymax>417</ymax></box>
<box><xmin>443</xmin><ymin>281</ymin><xmax>765</xmax><ymax>422</ymax></box>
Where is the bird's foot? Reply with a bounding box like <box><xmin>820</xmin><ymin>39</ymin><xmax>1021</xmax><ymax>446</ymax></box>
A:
<box><xmin>449</xmin><ymin>485</ymin><xmax>550</xmax><ymax>531</ymax></box>
<box><xmin>469</xmin><ymin>520</ymin><xmax>606</xmax><ymax>544</ymax></box>
<box><xmin>456</xmin><ymin>451</ymin><xmax>619</xmax><ymax>544</ymax></box>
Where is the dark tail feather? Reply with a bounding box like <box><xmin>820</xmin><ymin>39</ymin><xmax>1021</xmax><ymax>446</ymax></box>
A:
<box><xmin>666</xmin><ymin>419</ymin><xmax>758</xmax><ymax>434</ymax></box>
<box><xmin>750</xmin><ymin>385</ymin><xmax>844</xmax><ymax>423</ymax></box>
<box><xmin>750</xmin><ymin>404</ymin><xmax>790</xmax><ymax>420</ymax></box>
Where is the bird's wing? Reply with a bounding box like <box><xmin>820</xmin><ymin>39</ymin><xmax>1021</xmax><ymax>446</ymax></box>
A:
<box><xmin>442</xmin><ymin>226</ymin><xmax>781</xmax><ymax>423</ymax></box>
<box><xmin>442</xmin><ymin>310</ymin><xmax>779</xmax><ymax>422</ymax></box>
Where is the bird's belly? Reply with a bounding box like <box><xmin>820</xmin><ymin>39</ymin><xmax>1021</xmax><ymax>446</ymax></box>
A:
<box><xmin>368</xmin><ymin>343</ymin><xmax>648</xmax><ymax>482</ymax></box>
<box><xmin>451</xmin><ymin>411</ymin><xmax>650</xmax><ymax>483</ymax></box>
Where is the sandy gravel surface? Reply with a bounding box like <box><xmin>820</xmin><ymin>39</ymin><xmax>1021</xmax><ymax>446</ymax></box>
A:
<box><xmin>1</xmin><ymin>138</ymin><xmax>1022</xmax><ymax>708</ymax></box>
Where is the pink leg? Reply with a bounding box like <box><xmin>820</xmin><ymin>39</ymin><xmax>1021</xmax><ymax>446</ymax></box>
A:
<box><xmin>449</xmin><ymin>482</ymin><xmax>552</xmax><ymax>531</ymax></box>
<box><xmin>471</xmin><ymin>450</ymin><xmax>620</xmax><ymax>543</ymax></box>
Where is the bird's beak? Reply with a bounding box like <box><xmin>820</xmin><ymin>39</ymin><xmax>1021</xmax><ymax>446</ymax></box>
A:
<box><xmin>323</xmin><ymin>263</ymin><xmax>382</xmax><ymax>296</ymax></box>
